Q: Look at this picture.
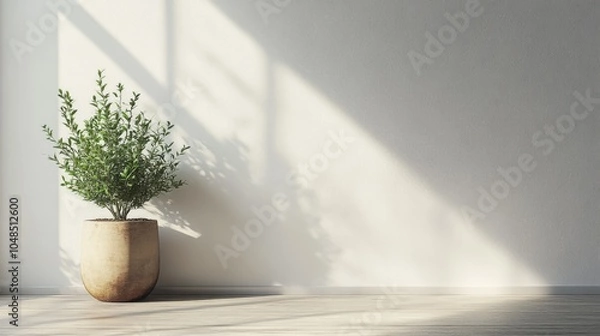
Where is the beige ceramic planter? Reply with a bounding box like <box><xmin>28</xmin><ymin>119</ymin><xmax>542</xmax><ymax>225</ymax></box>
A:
<box><xmin>81</xmin><ymin>219</ymin><xmax>160</xmax><ymax>302</ymax></box>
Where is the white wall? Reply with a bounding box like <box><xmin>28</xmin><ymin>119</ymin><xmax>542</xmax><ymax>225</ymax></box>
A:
<box><xmin>1</xmin><ymin>0</ymin><xmax>599</xmax><ymax>294</ymax></box>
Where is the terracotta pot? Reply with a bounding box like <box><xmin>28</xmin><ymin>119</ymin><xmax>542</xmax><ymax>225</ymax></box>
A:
<box><xmin>80</xmin><ymin>219</ymin><xmax>160</xmax><ymax>302</ymax></box>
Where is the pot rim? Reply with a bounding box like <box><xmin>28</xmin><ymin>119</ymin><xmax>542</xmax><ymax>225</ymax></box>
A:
<box><xmin>84</xmin><ymin>218</ymin><xmax>157</xmax><ymax>223</ymax></box>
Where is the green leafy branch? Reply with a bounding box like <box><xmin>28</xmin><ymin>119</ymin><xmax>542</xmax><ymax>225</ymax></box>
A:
<box><xmin>42</xmin><ymin>70</ymin><xmax>190</xmax><ymax>220</ymax></box>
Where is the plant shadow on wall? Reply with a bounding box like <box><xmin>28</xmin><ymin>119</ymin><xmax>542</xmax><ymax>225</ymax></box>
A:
<box><xmin>146</xmin><ymin>122</ymin><xmax>340</xmax><ymax>287</ymax></box>
<box><xmin>59</xmin><ymin>248</ymin><xmax>81</xmax><ymax>287</ymax></box>
<box><xmin>61</xmin><ymin>2</ymin><xmax>339</xmax><ymax>288</ymax></box>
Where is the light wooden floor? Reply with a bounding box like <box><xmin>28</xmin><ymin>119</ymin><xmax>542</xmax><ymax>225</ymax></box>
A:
<box><xmin>1</xmin><ymin>294</ymin><xmax>600</xmax><ymax>335</ymax></box>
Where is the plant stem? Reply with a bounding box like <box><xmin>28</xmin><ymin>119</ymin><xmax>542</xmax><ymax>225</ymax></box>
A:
<box><xmin>107</xmin><ymin>205</ymin><xmax>117</xmax><ymax>219</ymax></box>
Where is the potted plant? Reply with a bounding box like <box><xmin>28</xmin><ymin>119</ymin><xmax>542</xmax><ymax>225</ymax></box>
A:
<box><xmin>42</xmin><ymin>70</ymin><xmax>190</xmax><ymax>302</ymax></box>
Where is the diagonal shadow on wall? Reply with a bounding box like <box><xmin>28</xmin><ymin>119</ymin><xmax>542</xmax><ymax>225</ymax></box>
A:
<box><xmin>208</xmin><ymin>0</ymin><xmax>600</xmax><ymax>286</ymax></box>
<box><xmin>61</xmin><ymin>1</ymin><xmax>339</xmax><ymax>288</ymax></box>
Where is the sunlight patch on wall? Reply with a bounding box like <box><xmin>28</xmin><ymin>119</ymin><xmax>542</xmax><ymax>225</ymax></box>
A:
<box><xmin>60</xmin><ymin>1</ymin><xmax>168</xmax><ymax>106</ymax></box>
<box><xmin>273</xmin><ymin>62</ymin><xmax>546</xmax><ymax>287</ymax></box>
